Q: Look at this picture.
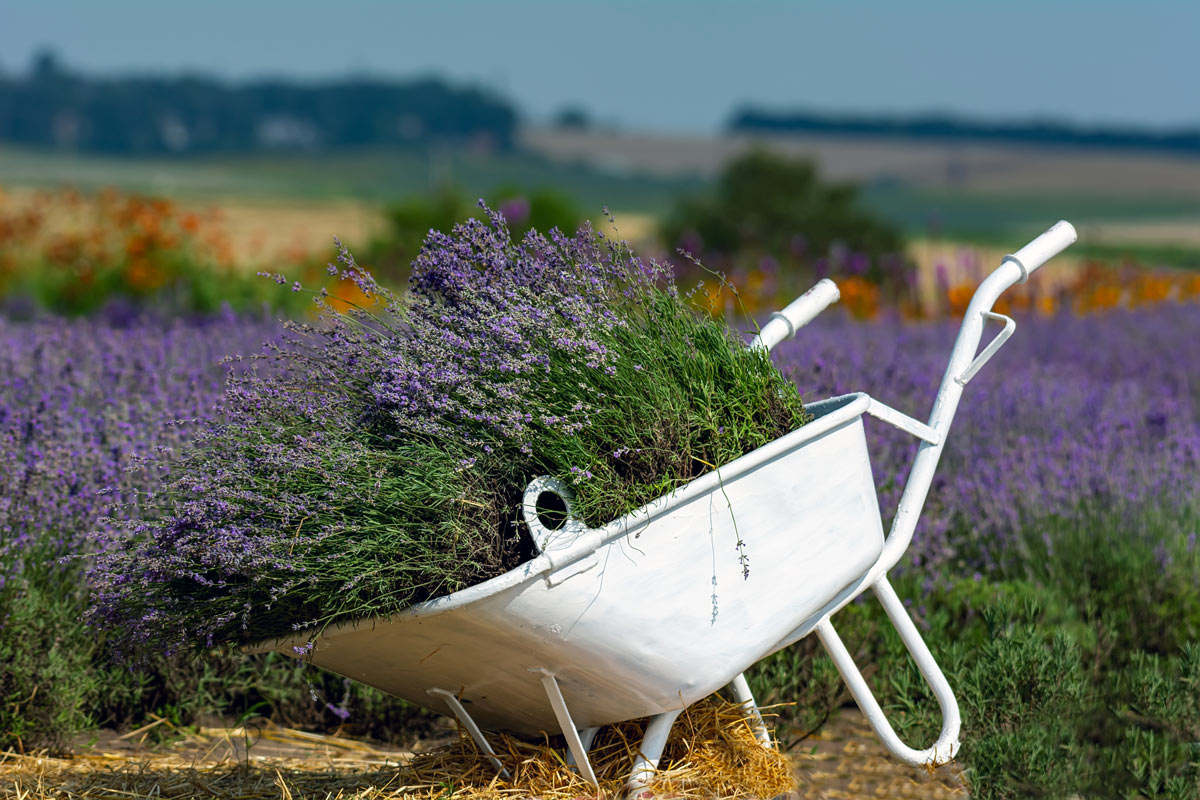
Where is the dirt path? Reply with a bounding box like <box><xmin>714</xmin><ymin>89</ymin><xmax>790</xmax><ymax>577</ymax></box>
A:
<box><xmin>790</xmin><ymin>709</ymin><xmax>967</xmax><ymax>799</ymax></box>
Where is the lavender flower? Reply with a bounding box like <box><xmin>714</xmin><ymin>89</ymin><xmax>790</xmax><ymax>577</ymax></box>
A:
<box><xmin>87</xmin><ymin>208</ymin><xmax>811</xmax><ymax>656</ymax></box>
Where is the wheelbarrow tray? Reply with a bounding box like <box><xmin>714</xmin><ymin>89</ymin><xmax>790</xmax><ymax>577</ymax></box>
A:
<box><xmin>259</xmin><ymin>392</ymin><xmax>883</xmax><ymax>735</ymax></box>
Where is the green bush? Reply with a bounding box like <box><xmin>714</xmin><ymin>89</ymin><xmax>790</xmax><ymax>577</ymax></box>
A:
<box><xmin>0</xmin><ymin>550</ymin><xmax>99</xmax><ymax>751</ymax></box>
<box><xmin>0</xmin><ymin>549</ymin><xmax>428</xmax><ymax>752</ymax></box>
<box><xmin>1007</xmin><ymin>503</ymin><xmax>1200</xmax><ymax>662</ymax></box>
<box><xmin>90</xmin><ymin>650</ymin><xmax>435</xmax><ymax>746</ymax></box>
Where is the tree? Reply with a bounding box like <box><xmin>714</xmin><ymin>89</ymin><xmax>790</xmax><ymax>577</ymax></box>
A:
<box><xmin>661</xmin><ymin>148</ymin><xmax>904</xmax><ymax>266</ymax></box>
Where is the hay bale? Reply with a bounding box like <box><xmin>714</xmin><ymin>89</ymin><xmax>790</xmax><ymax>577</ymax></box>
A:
<box><xmin>408</xmin><ymin>696</ymin><xmax>795</xmax><ymax>798</ymax></box>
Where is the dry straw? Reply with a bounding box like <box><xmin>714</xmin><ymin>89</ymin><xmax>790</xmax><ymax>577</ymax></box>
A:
<box><xmin>0</xmin><ymin>698</ymin><xmax>794</xmax><ymax>799</ymax></box>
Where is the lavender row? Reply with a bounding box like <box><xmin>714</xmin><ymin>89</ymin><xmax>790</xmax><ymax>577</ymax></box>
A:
<box><xmin>0</xmin><ymin>312</ymin><xmax>281</xmax><ymax>579</ymax></box>
<box><xmin>770</xmin><ymin>302</ymin><xmax>1200</xmax><ymax>572</ymax></box>
<box><xmin>3</xmin><ymin>302</ymin><xmax>1196</xmax><ymax>594</ymax></box>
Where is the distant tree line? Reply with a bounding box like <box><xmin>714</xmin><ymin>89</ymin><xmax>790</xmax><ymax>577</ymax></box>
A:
<box><xmin>729</xmin><ymin>106</ymin><xmax>1200</xmax><ymax>155</ymax></box>
<box><xmin>0</xmin><ymin>50</ymin><xmax>519</xmax><ymax>155</ymax></box>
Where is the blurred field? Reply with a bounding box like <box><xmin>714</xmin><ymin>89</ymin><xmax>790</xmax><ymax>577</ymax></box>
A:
<box><xmin>523</xmin><ymin>127</ymin><xmax>1200</xmax><ymax>198</ymax></box>
<box><xmin>10</xmin><ymin>131</ymin><xmax>1200</xmax><ymax>247</ymax></box>
<box><xmin>9</xmin><ymin>181</ymin><xmax>1196</xmax><ymax>325</ymax></box>
<box><xmin>1086</xmin><ymin>217</ymin><xmax>1200</xmax><ymax>248</ymax></box>
<box><xmin>524</xmin><ymin>127</ymin><xmax>1200</xmax><ymax>240</ymax></box>
<box><xmin>0</xmin><ymin>142</ymin><xmax>702</xmax><ymax>216</ymax></box>
<box><xmin>159</xmin><ymin>197</ymin><xmax>382</xmax><ymax>267</ymax></box>
<box><xmin>5</xmin><ymin>131</ymin><xmax>1199</xmax><ymax>323</ymax></box>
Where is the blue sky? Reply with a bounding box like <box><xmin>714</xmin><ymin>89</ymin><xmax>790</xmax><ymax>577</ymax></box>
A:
<box><xmin>2</xmin><ymin>0</ymin><xmax>1197</xmax><ymax>133</ymax></box>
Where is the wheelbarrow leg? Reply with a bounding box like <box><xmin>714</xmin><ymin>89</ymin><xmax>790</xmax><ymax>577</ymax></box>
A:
<box><xmin>529</xmin><ymin>668</ymin><xmax>599</xmax><ymax>787</ymax></box>
<box><xmin>727</xmin><ymin>672</ymin><xmax>772</xmax><ymax>746</ymax></box>
<box><xmin>813</xmin><ymin>575</ymin><xmax>961</xmax><ymax>767</ymax></box>
<box><xmin>626</xmin><ymin>708</ymin><xmax>682</xmax><ymax>793</ymax></box>
<box><xmin>564</xmin><ymin>726</ymin><xmax>599</xmax><ymax>767</ymax></box>
<box><xmin>426</xmin><ymin>688</ymin><xmax>512</xmax><ymax>780</ymax></box>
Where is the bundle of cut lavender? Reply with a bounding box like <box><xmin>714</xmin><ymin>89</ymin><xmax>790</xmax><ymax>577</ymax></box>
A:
<box><xmin>89</xmin><ymin>208</ymin><xmax>811</xmax><ymax>654</ymax></box>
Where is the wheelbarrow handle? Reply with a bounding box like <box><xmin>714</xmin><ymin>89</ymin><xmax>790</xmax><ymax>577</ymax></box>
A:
<box><xmin>750</xmin><ymin>278</ymin><xmax>840</xmax><ymax>352</ymax></box>
<box><xmin>1006</xmin><ymin>220</ymin><xmax>1077</xmax><ymax>282</ymax></box>
<box><xmin>869</xmin><ymin>219</ymin><xmax>1078</xmax><ymax>577</ymax></box>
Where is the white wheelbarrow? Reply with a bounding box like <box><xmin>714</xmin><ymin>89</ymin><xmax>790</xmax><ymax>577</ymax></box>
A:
<box><xmin>257</xmin><ymin>221</ymin><xmax>1078</xmax><ymax>790</ymax></box>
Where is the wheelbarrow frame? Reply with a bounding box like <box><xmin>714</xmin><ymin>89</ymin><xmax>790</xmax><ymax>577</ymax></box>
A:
<box><xmin>260</xmin><ymin>221</ymin><xmax>1078</xmax><ymax>791</ymax></box>
<box><xmin>742</xmin><ymin>220</ymin><xmax>1077</xmax><ymax>775</ymax></box>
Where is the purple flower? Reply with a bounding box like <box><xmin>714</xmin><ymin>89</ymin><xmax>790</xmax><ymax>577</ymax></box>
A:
<box><xmin>498</xmin><ymin>196</ymin><xmax>530</xmax><ymax>225</ymax></box>
<box><xmin>325</xmin><ymin>703</ymin><xmax>351</xmax><ymax>721</ymax></box>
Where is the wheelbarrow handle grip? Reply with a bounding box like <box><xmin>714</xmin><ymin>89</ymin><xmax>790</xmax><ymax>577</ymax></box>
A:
<box><xmin>750</xmin><ymin>278</ymin><xmax>840</xmax><ymax>352</ymax></box>
<box><xmin>1007</xmin><ymin>220</ymin><xmax>1077</xmax><ymax>281</ymax></box>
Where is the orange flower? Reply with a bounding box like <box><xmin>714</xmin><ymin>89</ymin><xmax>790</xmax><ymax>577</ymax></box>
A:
<box><xmin>125</xmin><ymin>233</ymin><xmax>148</xmax><ymax>257</ymax></box>
<box><xmin>1129</xmin><ymin>275</ymin><xmax>1172</xmax><ymax>307</ymax></box>
<box><xmin>124</xmin><ymin>258</ymin><xmax>166</xmax><ymax>291</ymax></box>
<box><xmin>946</xmin><ymin>284</ymin><xmax>973</xmax><ymax>316</ymax></box>
<box><xmin>135</xmin><ymin>209</ymin><xmax>160</xmax><ymax>234</ymax></box>
<box><xmin>215</xmin><ymin>241</ymin><xmax>234</xmax><ymax>268</ymax></box>
<box><xmin>1080</xmin><ymin>284</ymin><xmax>1122</xmax><ymax>313</ymax></box>
<box><xmin>1008</xmin><ymin>291</ymin><xmax>1032</xmax><ymax>314</ymax></box>
<box><xmin>839</xmin><ymin>276</ymin><xmax>880</xmax><ymax>320</ymax></box>
<box><xmin>44</xmin><ymin>232</ymin><xmax>85</xmax><ymax>266</ymax></box>
<box><xmin>897</xmin><ymin>297</ymin><xmax>926</xmax><ymax>321</ymax></box>
<box><xmin>1180</xmin><ymin>274</ymin><xmax>1200</xmax><ymax>301</ymax></box>
<box><xmin>325</xmin><ymin>276</ymin><xmax>376</xmax><ymax>314</ymax></box>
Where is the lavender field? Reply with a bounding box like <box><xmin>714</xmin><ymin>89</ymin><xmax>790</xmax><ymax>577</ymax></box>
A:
<box><xmin>0</xmin><ymin>312</ymin><xmax>278</xmax><ymax>566</ymax></box>
<box><xmin>774</xmin><ymin>304</ymin><xmax>1200</xmax><ymax>573</ymax></box>
<box><xmin>5</xmin><ymin>304</ymin><xmax>1194</xmax><ymax>580</ymax></box>
<box><xmin>1</xmin><ymin>300</ymin><xmax>1198</xmax><ymax>797</ymax></box>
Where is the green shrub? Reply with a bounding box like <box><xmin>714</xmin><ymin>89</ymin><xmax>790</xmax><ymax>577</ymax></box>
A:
<box><xmin>90</xmin><ymin>649</ymin><xmax>434</xmax><ymax>745</ymax></box>
<box><xmin>1104</xmin><ymin>647</ymin><xmax>1200</xmax><ymax>798</ymax></box>
<box><xmin>1006</xmin><ymin>502</ymin><xmax>1200</xmax><ymax>662</ymax></box>
<box><xmin>0</xmin><ymin>552</ymin><xmax>100</xmax><ymax>751</ymax></box>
